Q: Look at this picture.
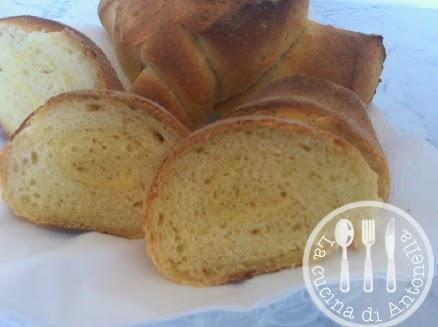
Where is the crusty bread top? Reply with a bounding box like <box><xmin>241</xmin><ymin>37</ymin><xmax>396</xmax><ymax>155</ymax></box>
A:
<box><xmin>224</xmin><ymin>75</ymin><xmax>389</xmax><ymax>200</ymax></box>
<box><xmin>233</xmin><ymin>75</ymin><xmax>380</xmax><ymax>138</ymax></box>
<box><xmin>0</xmin><ymin>15</ymin><xmax>123</xmax><ymax>91</ymax></box>
<box><xmin>11</xmin><ymin>89</ymin><xmax>189</xmax><ymax>141</ymax></box>
<box><xmin>215</xmin><ymin>22</ymin><xmax>386</xmax><ymax>113</ymax></box>
<box><xmin>99</xmin><ymin>0</ymin><xmax>385</xmax><ymax>127</ymax></box>
<box><xmin>260</xmin><ymin>22</ymin><xmax>386</xmax><ymax>105</ymax></box>
<box><xmin>99</xmin><ymin>0</ymin><xmax>309</xmax><ymax>123</ymax></box>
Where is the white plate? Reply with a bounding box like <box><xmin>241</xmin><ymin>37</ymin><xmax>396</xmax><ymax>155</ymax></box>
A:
<box><xmin>0</xmin><ymin>25</ymin><xmax>437</xmax><ymax>327</ymax></box>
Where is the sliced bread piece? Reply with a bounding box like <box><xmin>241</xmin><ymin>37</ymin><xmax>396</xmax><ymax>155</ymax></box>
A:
<box><xmin>145</xmin><ymin>116</ymin><xmax>379</xmax><ymax>286</ymax></box>
<box><xmin>224</xmin><ymin>75</ymin><xmax>389</xmax><ymax>200</ymax></box>
<box><xmin>0</xmin><ymin>90</ymin><xmax>189</xmax><ymax>238</ymax></box>
<box><xmin>0</xmin><ymin>16</ymin><xmax>123</xmax><ymax>135</ymax></box>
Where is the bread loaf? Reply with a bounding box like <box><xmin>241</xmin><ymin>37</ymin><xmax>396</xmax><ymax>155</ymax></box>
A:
<box><xmin>0</xmin><ymin>90</ymin><xmax>188</xmax><ymax>238</ymax></box>
<box><xmin>99</xmin><ymin>0</ymin><xmax>385</xmax><ymax>126</ymax></box>
<box><xmin>224</xmin><ymin>75</ymin><xmax>389</xmax><ymax>200</ymax></box>
<box><xmin>145</xmin><ymin>116</ymin><xmax>379</xmax><ymax>286</ymax></box>
<box><xmin>0</xmin><ymin>16</ymin><xmax>123</xmax><ymax>135</ymax></box>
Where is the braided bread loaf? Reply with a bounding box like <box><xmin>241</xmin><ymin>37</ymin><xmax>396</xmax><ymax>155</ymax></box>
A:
<box><xmin>99</xmin><ymin>0</ymin><xmax>385</xmax><ymax>127</ymax></box>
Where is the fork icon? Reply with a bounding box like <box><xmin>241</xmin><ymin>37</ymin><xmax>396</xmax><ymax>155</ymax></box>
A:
<box><xmin>362</xmin><ymin>219</ymin><xmax>375</xmax><ymax>293</ymax></box>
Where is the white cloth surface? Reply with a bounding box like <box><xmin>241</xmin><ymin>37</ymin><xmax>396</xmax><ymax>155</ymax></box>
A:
<box><xmin>0</xmin><ymin>25</ymin><xmax>437</xmax><ymax>327</ymax></box>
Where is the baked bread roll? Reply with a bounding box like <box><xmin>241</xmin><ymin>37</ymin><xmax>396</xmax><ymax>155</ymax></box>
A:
<box><xmin>99</xmin><ymin>0</ymin><xmax>385</xmax><ymax>126</ymax></box>
<box><xmin>224</xmin><ymin>75</ymin><xmax>389</xmax><ymax>200</ymax></box>
<box><xmin>0</xmin><ymin>16</ymin><xmax>123</xmax><ymax>136</ymax></box>
<box><xmin>145</xmin><ymin>116</ymin><xmax>379</xmax><ymax>286</ymax></box>
<box><xmin>0</xmin><ymin>90</ymin><xmax>188</xmax><ymax>238</ymax></box>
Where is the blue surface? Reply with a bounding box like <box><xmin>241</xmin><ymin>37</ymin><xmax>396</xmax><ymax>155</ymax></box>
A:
<box><xmin>0</xmin><ymin>1</ymin><xmax>437</xmax><ymax>326</ymax></box>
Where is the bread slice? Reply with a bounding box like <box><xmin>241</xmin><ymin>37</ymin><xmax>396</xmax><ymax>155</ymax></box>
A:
<box><xmin>0</xmin><ymin>16</ymin><xmax>123</xmax><ymax>136</ymax></box>
<box><xmin>145</xmin><ymin>116</ymin><xmax>379</xmax><ymax>286</ymax></box>
<box><xmin>0</xmin><ymin>90</ymin><xmax>189</xmax><ymax>238</ymax></box>
<box><xmin>224</xmin><ymin>75</ymin><xmax>389</xmax><ymax>200</ymax></box>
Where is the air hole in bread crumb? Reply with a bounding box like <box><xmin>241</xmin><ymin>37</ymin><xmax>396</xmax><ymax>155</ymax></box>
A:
<box><xmin>30</xmin><ymin>180</ymin><xmax>36</xmax><ymax>185</ymax></box>
<box><xmin>133</xmin><ymin>201</ymin><xmax>143</xmax><ymax>208</ymax></box>
<box><xmin>0</xmin><ymin>67</ymin><xmax>2</xmax><ymax>72</ymax></box>
<box><xmin>158</xmin><ymin>213</ymin><xmax>164</xmax><ymax>226</ymax></box>
<box><xmin>31</xmin><ymin>152</ymin><xmax>38</xmax><ymax>164</ymax></box>
<box><xmin>281</xmin><ymin>191</ymin><xmax>287</xmax><ymax>198</ymax></box>
<box><xmin>21</xmin><ymin>195</ymin><xmax>30</xmax><ymax>204</ymax></box>
<box><xmin>204</xmin><ymin>178</ymin><xmax>211</xmax><ymax>185</ymax></box>
<box><xmin>251</xmin><ymin>229</ymin><xmax>261</xmax><ymax>235</ymax></box>
<box><xmin>299</xmin><ymin>143</ymin><xmax>311</xmax><ymax>152</ymax></box>
<box><xmin>153</xmin><ymin>131</ymin><xmax>165</xmax><ymax>143</ymax></box>
<box><xmin>195</xmin><ymin>147</ymin><xmax>205</xmax><ymax>154</ymax></box>
<box><xmin>76</xmin><ymin>166</ymin><xmax>86</xmax><ymax>172</ymax></box>
<box><xmin>292</xmin><ymin>223</ymin><xmax>302</xmax><ymax>232</ymax></box>
<box><xmin>87</xmin><ymin>104</ymin><xmax>102</xmax><ymax>112</ymax></box>
<box><xmin>309</xmin><ymin>172</ymin><xmax>322</xmax><ymax>180</ymax></box>
<box><xmin>33</xmin><ymin>193</ymin><xmax>40</xmax><ymax>199</ymax></box>
<box><xmin>176</xmin><ymin>244</ymin><xmax>184</xmax><ymax>253</ymax></box>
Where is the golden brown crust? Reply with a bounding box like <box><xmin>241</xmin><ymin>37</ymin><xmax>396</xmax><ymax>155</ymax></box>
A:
<box><xmin>144</xmin><ymin>115</ymin><xmax>368</xmax><ymax>286</ymax></box>
<box><xmin>12</xmin><ymin>90</ymin><xmax>190</xmax><ymax>141</ymax></box>
<box><xmin>216</xmin><ymin>22</ymin><xmax>386</xmax><ymax>113</ymax></box>
<box><xmin>0</xmin><ymin>15</ymin><xmax>124</xmax><ymax>91</ymax></box>
<box><xmin>98</xmin><ymin>0</ymin><xmax>310</xmax><ymax>125</ymax></box>
<box><xmin>223</xmin><ymin>75</ymin><xmax>389</xmax><ymax>200</ymax></box>
<box><xmin>132</xmin><ymin>67</ymin><xmax>194</xmax><ymax>129</ymax></box>
<box><xmin>99</xmin><ymin>1</ymin><xmax>385</xmax><ymax>125</ymax></box>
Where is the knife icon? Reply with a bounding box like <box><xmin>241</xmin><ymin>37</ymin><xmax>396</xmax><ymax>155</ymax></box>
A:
<box><xmin>385</xmin><ymin>218</ymin><xmax>396</xmax><ymax>292</ymax></box>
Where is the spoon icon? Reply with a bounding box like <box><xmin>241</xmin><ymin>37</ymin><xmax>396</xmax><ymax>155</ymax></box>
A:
<box><xmin>335</xmin><ymin>219</ymin><xmax>355</xmax><ymax>293</ymax></box>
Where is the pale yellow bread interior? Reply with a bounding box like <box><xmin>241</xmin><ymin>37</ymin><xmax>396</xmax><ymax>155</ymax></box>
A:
<box><xmin>0</xmin><ymin>90</ymin><xmax>188</xmax><ymax>238</ymax></box>
<box><xmin>0</xmin><ymin>16</ymin><xmax>122</xmax><ymax>135</ymax></box>
<box><xmin>145</xmin><ymin>116</ymin><xmax>379</xmax><ymax>286</ymax></box>
<box><xmin>224</xmin><ymin>76</ymin><xmax>389</xmax><ymax>200</ymax></box>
